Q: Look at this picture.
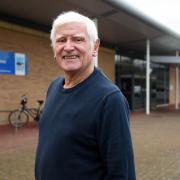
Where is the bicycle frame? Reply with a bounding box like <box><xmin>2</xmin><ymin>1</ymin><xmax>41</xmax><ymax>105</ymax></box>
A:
<box><xmin>19</xmin><ymin>100</ymin><xmax>43</xmax><ymax>121</ymax></box>
<box><xmin>21</xmin><ymin>107</ymin><xmax>38</xmax><ymax>120</ymax></box>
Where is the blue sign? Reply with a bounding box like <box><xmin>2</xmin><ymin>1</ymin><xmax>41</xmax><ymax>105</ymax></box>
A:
<box><xmin>0</xmin><ymin>51</ymin><xmax>14</xmax><ymax>74</ymax></box>
<box><xmin>14</xmin><ymin>53</ymin><xmax>28</xmax><ymax>76</ymax></box>
<box><xmin>0</xmin><ymin>50</ymin><xmax>28</xmax><ymax>76</ymax></box>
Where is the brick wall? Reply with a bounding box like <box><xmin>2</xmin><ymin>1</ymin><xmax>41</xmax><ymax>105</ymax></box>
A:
<box><xmin>0</xmin><ymin>24</ymin><xmax>60</xmax><ymax>124</ymax></box>
<box><xmin>169</xmin><ymin>65</ymin><xmax>180</xmax><ymax>106</ymax></box>
<box><xmin>99</xmin><ymin>47</ymin><xmax>115</xmax><ymax>82</ymax></box>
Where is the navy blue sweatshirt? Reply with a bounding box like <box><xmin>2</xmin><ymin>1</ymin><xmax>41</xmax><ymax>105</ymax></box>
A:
<box><xmin>35</xmin><ymin>68</ymin><xmax>136</xmax><ymax>180</ymax></box>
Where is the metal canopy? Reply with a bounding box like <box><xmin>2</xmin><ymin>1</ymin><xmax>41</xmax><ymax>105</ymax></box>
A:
<box><xmin>151</xmin><ymin>56</ymin><xmax>180</xmax><ymax>64</ymax></box>
<box><xmin>0</xmin><ymin>0</ymin><xmax>180</xmax><ymax>56</ymax></box>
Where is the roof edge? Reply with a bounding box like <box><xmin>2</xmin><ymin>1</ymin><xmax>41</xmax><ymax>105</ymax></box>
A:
<box><xmin>103</xmin><ymin>0</ymin><xmax>180</xmax><ymax>40</ymax></box>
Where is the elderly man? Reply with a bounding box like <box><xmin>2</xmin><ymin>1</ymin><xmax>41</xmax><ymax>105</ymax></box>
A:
<box><xmin>35</xmin><ymin>11</ymin><xmax>136</xmax><ymax>180</ymax></box>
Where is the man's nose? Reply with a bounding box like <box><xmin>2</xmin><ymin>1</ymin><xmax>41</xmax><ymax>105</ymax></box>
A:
<box><xmin>64</xmin><ymin>40</ymin><xmax>74</xmax><ymax>51</ymax></box>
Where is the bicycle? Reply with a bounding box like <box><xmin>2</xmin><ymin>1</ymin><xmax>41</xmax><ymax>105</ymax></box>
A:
<box><xmin>8</xmin><ymin>95</ymin><xmax>44</xmax><ymax>128</ymax></box>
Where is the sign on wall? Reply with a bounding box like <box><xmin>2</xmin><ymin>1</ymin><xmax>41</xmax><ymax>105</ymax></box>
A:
<box><xmin>0</xmin><ymin>50</ymin><xmax>28</xmax><ymax>76</ymax></box>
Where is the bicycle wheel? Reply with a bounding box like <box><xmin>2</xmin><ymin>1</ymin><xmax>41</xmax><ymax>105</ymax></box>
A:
<box><xmin>8</xmin><ymin>110</ymin><xmax>29</xmax><ymax>128</ymax></box>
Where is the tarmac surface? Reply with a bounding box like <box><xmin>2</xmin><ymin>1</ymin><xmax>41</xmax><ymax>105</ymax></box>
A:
<box><xmin>0</xmin><ymin>109</ymin><xmax>180</xmax><ymax>180</ymax></box>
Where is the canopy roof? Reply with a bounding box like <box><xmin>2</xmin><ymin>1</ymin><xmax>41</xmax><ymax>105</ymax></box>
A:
<box><xmin>0</xmin><ymin>0</ymin><xmax>180</xmax><ymax>56</ymax></box>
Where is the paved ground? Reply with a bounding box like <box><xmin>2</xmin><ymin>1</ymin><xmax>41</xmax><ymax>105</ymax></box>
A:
<box><xmin>0</xmin><ymin>109</ymin><xmax>180</xmax><ymax>180</ymax></box>
<box><xmin>0</xmin><ymin>123</ymin><xmax>38</xmax><ymax>180</ymax></box>
<box><xmin>132</xmin><ymin>110</ymin><xmax>180</xmax><ymax>180</ymax></box>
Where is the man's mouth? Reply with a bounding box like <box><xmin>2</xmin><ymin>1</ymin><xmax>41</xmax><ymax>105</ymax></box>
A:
<box><xmin>62</xmin><ymin>55</ymin><xmax>79</xmax><ymax>59</ymax></box>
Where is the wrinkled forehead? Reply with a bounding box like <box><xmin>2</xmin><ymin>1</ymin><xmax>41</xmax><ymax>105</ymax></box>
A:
<box><xmin>55</xmin><ymin>22</ymin><xmax>88</xmax><ymax>37</ymax></box>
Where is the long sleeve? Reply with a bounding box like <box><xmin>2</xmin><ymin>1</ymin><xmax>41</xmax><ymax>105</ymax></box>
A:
<box><xmin>97</xmin><ymin>92</ymin><xmax>136</xmax><ymax>180</ymax></box>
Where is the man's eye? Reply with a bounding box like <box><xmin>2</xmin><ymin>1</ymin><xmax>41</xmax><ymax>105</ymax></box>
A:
<box><xmin>56</xmin><ymin>38</ymin><xmax>66</xmax><ymax>43</ymax></box>
<box><xmin>74</xmin><ymin>37</ymin><xmax>84</xmax><ymax>43</ymax></box>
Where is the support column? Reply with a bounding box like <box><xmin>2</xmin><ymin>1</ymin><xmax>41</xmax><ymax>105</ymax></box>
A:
<box><xmin>93</xmin><ymin>18</ymin><xmax>98</xmax><ymax>67</ymax></box>
<box><xmin>146</xmin><ymin>39</ymin><xmax>150</xmax><ymax>115</ymax></box>
<box><xmin>175</xmin><ymin>51</ymin><xmax>179</xmax><ymax>110</ymax></box>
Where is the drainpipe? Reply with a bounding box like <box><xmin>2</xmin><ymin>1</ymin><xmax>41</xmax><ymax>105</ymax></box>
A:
<box><xmin>146</xmin><ymin>39</ymin><xmax>150</xmax><ymax>115</ymax></box>
<box><xmin>175</xmin><ymin>51</ymin><xmax>179</xmax><ymax>110</ymax></box>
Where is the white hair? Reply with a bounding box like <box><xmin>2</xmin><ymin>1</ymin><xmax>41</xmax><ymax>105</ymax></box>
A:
<box><xmin>50</xmin><ymin>11</ymin><xmax>98</xmax><ymax>49</ymax></box>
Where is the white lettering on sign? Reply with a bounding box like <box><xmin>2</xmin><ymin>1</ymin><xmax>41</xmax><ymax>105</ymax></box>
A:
<box><xmin>0</xmin><ymin>59</ymin><xmax>6</xmax><ymax>64</ymax></box>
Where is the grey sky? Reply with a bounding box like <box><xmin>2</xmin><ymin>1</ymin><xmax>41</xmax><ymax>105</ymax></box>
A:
<box><xmin>122</xmin><ymin>0</ymin><xmax>180</xmax><ymax>35</ymax></box>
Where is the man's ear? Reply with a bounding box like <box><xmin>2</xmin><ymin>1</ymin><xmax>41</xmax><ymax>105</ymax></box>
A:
<box><xmin>92</xmin><ymin>39</ymin><xmax>100</xmax><ymax>57</ymax></box>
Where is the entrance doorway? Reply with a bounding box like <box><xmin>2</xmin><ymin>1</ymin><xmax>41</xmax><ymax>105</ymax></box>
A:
<box><xmin>115</xmin><ymin>55</ymin><xmax>169</xmax><ymax>111</ymax></box>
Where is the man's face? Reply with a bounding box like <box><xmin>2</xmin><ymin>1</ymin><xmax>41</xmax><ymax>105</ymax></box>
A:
<box><xmin>54</xmin><ymin>22</ymin><xmax>99</xmax><ymax>74</ymax></box>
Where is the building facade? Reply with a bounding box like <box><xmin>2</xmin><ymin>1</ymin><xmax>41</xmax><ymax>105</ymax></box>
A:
<box><xmin>0</xmin><ymin>20</ymin><xmax>180</xmax><ymax>124</ymax></box>
<box><xmin>0</xmin><ymin>22</ymin><xmax>115</xmax><ymax>124</ymax></box>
